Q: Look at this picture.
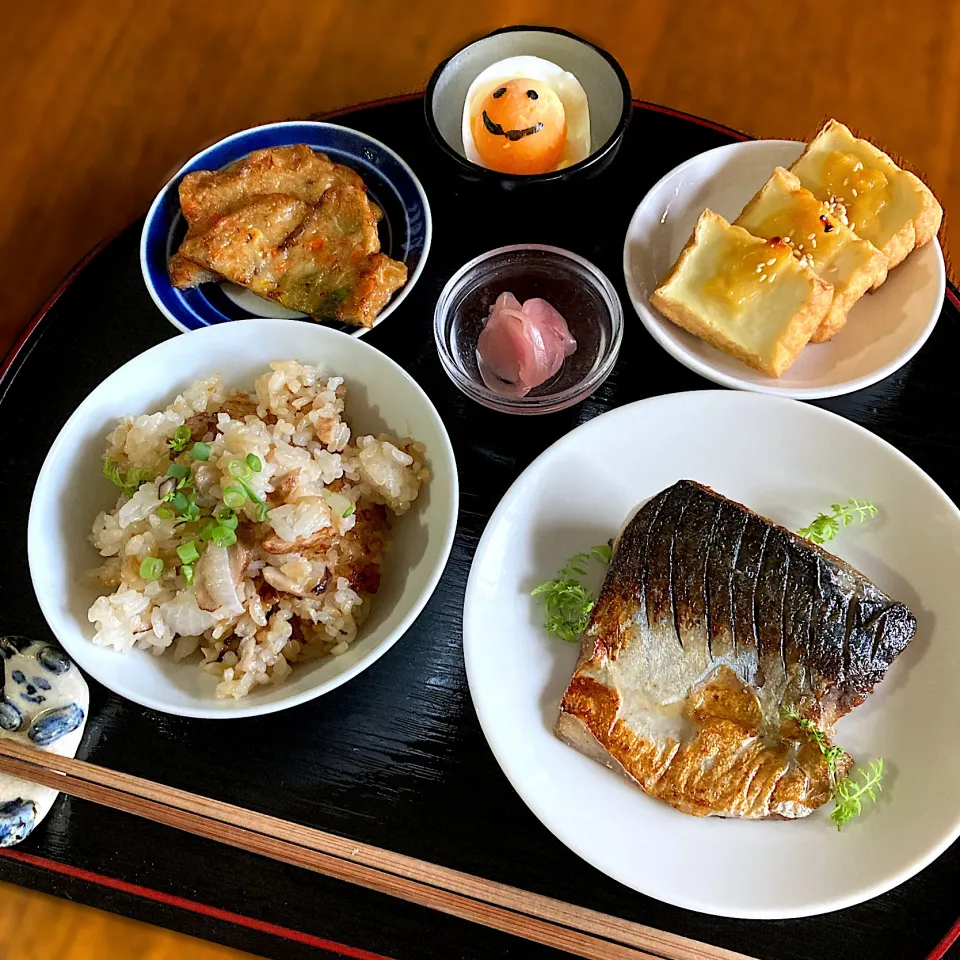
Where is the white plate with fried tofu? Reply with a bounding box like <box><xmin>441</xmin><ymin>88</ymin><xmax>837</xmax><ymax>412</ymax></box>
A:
<box><xmin>624</xmin><ymin>132</ymin><xmax>944</xmax><ymax>398</ymax></box>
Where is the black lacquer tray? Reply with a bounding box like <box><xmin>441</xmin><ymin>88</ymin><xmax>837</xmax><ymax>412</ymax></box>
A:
<box><xmin>1</xmin><ymin>96</ymin><xmax>958</xmax><ymax>960</ymax></box>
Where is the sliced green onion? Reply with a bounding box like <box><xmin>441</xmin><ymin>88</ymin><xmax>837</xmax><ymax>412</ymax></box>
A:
<box><xmin>211</xmin><ymin>525</ymin><xmax>237</xmax><ymax>548</ymax></box>
<box><xmin>139</xmin><ymin>557</ymin><xmax>164</xmax><ymax>581</ymax></box>
<box><xmin>181</xmin><ymin>563</ymin><xmax>195</xmax><ymax>586</ymax></box>
<box><xmin>255</xmin><ymin>501</ymin><xmax>270</xmax><ymax>522</ymax></box>
<box><xmin>155</xmin><ymin>506</ymin><xmax>174</xmax><ymax>520</ymax></box>
<box><xmin>342</xmin><ymin>502</ymin><xmax>355</xmax><ymax>519</ymax></box>
<box><xmin>166</xmin><ymin>463</ymin><xmax>191</xmax><ymax>480</ymax></box>
<box><xmin>198</xmin><ymin>518</ymin><xmax>217</xmax><ymax>541</ymax></box>
<box><xmin>176</xmin><ymin>541</ymin><xmax>200</xmax><ymax>564</ymax></box>
<box><xmin>237</xmin><ymin>477</ymin><xmax>264</xmax><ymax>505</ymax></box>
<box><xmin>245</xmin><ymin>453</ymin><xmax>262</xmax><ymax>473</ymax></box>
<box><xmin>215</xmin><ymin>508</ymin><xmax>239</xmax><ymax>529</ymax></box>
<box><xmin>223</xmin><ymin>485</ymin><xmax>247</xmax><ymax>509</ymax></box>
<box><xmin>227</xmin><ymin>459</ymin><xmax>253</xmax><ymax>480</ymax></box>
<box><xmin>191</xmin><ymin>442</ymin><xmax>211</xmax><ymax>462</ymax></box>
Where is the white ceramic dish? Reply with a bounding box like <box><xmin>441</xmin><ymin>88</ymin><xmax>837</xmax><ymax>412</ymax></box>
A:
<box><xmin>623</xmin><ymin>140</ymin><xmax>945</xmax><ymax>399</ymax></box>
<box><xmin>29</xmin><ymin>320</ymin><xmax>458</xmax><ymax>719</ymax></box>
<box><xmin>463</xmin><ymin>390</ymin><xmax>960</xmax><ymax>918</ymax></box>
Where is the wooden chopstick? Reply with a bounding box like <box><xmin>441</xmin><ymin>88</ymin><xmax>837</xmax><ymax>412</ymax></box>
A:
<box><xmin>0</xmin><ymin>741</ymin><xmax>753</xmax><ymax>960</ymax></box>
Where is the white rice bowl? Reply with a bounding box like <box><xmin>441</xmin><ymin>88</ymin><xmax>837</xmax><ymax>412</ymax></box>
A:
<box><xmin>29</xmin><ymin>320</ymin><xmax>458</xmax><ymax>718</ymax></box>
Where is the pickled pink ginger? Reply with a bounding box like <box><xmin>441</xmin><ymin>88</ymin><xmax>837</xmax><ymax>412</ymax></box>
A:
<box><xmin>476</xmin><ymin>293</ymin><xmax>577</xmax><ymax>397</ymax></box>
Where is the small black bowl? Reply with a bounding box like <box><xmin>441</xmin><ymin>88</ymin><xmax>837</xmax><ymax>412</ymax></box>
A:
<box><xmin>425</xmin><ymin>25</ymin><xmax>632</xmax><ymax>189</ymax></box>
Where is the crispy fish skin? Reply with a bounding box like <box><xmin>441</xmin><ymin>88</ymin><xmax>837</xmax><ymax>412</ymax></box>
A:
<box><xmin>556</xmin><ymin>480</ymin><xmax>916</xmax><ymax>820</ymax></box>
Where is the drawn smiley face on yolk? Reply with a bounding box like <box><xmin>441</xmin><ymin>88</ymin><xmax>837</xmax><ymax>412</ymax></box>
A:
<box><xmin>471</xmin><ymin>78</ymin><xmax>568</xmax><ymax>175</ymax></box>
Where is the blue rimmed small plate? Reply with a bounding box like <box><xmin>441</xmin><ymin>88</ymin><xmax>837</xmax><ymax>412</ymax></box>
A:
<box><xmin>140</xmin><ymin>121</ymin><xmax>432</xmax><ymax>336</ymax></box>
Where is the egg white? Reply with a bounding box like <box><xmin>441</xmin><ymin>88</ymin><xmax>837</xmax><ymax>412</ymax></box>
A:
<box><xmin>461</xmin><ymin>55</ymin><xmax>591</xmax><ymax>173</ymax></box>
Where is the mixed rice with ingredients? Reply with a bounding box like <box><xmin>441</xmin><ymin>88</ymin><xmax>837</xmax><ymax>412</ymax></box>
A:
<box><xmin>87</xmin><ymin>360</ymin><xmax>429</xmax><ymax>699</ymax></box>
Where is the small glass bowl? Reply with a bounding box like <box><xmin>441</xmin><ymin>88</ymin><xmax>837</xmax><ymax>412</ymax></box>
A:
<box><xmin>434</xmin><ymin>244</ymin><xmax>623</xmax><ymax>414</ymax></box>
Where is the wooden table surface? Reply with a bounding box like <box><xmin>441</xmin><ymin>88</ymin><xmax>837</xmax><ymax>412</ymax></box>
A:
<box><xmin>2</xmin><ymin>2</ymin><xmax>958</xmax><ymax>957</ymax></box>
<box><xmin>4</xmin><ymin>0</ymin><xmax>958</xmax><ymax>358</ymax></box>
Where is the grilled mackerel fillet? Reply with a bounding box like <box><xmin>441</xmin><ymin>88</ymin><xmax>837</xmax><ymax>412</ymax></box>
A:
<box><xmin>555</xmin><ymin>480</ymin><xmax>916</xmax><ymax>819</ymax></box>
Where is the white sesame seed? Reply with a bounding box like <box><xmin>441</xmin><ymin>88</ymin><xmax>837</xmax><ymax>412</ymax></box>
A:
<box><xmin>843</xmin><ymin>178</ymin><xmax>850</xmax><ymax>186</ymax></box>
<box><xmin>797</xmin><ymin>243</ymin><xmax>804</xmax><ymax>251</ymax></box>
<box><xmin>812</xmin><ymin>238</ymin><xmax>817</xmax><ymax>248</ymax></box>
<box><xmin>849</xmin><ymin>222</ymin><xmax>856</xmax><ymax>230</ymax></box>
<box><xmin>854</xmin><ymin>161</ymin><xmax>863</xmax><ymax>172</ymax></box>
<box><xmin>808</xmin><ymin>234</ymin><xmax>816</xmax><ymax>240</ymax></box>
<box><xmin>760</xmin><ymin>274</ymin><xmax>768</xmax><ymax>282</ymax></box>
<box><xmin>851</xmin><ymin>188</ymin><xmax>858</xmax><ymax>197</ymax></box>
<box><xmin>756</xmin><ymin>264</ymin><xmax>764</xmax><ymax>273</ymax></box>
<box><xmin>766</xmin><ymin>258</ymin><xmax>776</xmax><ymax>265</ymax></box>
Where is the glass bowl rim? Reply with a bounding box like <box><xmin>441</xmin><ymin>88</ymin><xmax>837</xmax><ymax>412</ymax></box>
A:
<box><xmin>432</xmin><ymin>242</ymin><xmax>624</xmax><ymax>414</ymax></box>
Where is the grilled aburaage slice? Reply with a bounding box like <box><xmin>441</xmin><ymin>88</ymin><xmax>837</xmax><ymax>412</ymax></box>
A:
<box><xmin>556</xmin><ymin>480</ymin><xmax>916</xmax><ymax>819</ymax></box>
<box><xmin>168</xmin><ymin>145</ymin><xmax>407</xmax><ymax>327</ymax></box>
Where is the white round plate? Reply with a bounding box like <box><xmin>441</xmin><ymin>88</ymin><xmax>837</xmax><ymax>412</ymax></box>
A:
<box><xmin>463</xmin><ymin>391</ymin><xmax>960</xmax><ymax>918</ymax></box>
<box><xmin>29</xmin><ymin>320</ymin><xmax>458</xmax><ymax>719</ymax></box>
<box><xmin>623</xmin><ymin>141</ymin><xmax>945</xmax><ymax>399</ymax></box>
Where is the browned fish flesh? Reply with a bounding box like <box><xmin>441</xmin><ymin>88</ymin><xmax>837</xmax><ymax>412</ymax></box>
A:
<box><xmin>556</xmin><ymin>480</ymin><xmax>916</xmax><ymax>820</ymax></box>
<box><xmin>247</xmin><ymin>184</ymin><xmax>408</xmax><ymax>327</ymax></box>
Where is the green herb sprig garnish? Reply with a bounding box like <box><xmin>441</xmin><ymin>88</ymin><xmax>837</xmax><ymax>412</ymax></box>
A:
<box><xmin>531</xmin><ymin>544</ymin><xmax>612</xmax><ymax>642</ymax></box>
<box><xmin>168</xmin><ymin>425</ymin><xmax>192</xmax><ymax>453</ymax></box>
<box><xmin>797</xmin><ymin>499</ymin><xmax>877</xmax><ymax>545</ymax></box>
<box><xmin>784</xmin><ymin>708</ymin><xmax>884</xmax><ymax>830</ymax></box>
<box><xmin>831</xmin><ymin>759</ymin><xmax>884</xmax><ymax>830</ymax></box>
<box><xmin>102</xmin><ymin>459</ymin><xmax>154</xmax><ymax>499</ymax></box>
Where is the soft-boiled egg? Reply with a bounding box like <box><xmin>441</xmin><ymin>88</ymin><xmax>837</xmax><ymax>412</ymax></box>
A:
<box><xmin>461</xmin><ymin>56</ymin><xmax>591</xmax><ymax>175</ymax></box>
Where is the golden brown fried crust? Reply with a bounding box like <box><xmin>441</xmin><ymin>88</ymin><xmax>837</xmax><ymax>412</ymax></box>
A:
<box><xmin>650</xmin><ymin>211</ymin><xmax>831</xmax><ymax>378</ymax></box>
<box><xmin>559</xmin><ymin>665</ymin><xmax>840</xmax><ymax>819</ymax></box>
<box><xmin>790</xmin><ymin>120</ymin><xmax>942</xmax><ymax>276</ymax></box>
<box><xmin>166</xmin><ymin>146</ymin><xmax>407</xmax><ymax>325</ymax></box>
<box><xmin>178</xmin><ymin>195</ymin><xmax>310</xmax><ymax>288</ymax></box>
<box><xmin>252</xmin><ymin>185</ymin><xmax>407</xmax><ymax>326</ymax></box>
<box><xmin>735</xmin><ymin>166</ymin><xmax>888</xmax><ymax>343</ymax></box>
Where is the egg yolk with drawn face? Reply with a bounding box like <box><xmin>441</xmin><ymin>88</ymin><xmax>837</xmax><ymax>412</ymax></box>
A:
<box><xmin>470</xmin><ymin>78</ymin><xmax>567</xmax><ymax>175</ymax></box>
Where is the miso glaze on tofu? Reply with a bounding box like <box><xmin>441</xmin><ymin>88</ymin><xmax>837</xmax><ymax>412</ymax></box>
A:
<box><xmin>650</xmin><ymin>210</ymin><xmax>833</xmax><ymax>377</ymax></box>
<box><xmin>790</xmin><ymin>120</ymin><xmax>942</xmax><ymax>274</ymax></box>
<box><xmin>736</xmin><ymin>166</ymin><xmax>887</xmax><ymax>342</ymax></box>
